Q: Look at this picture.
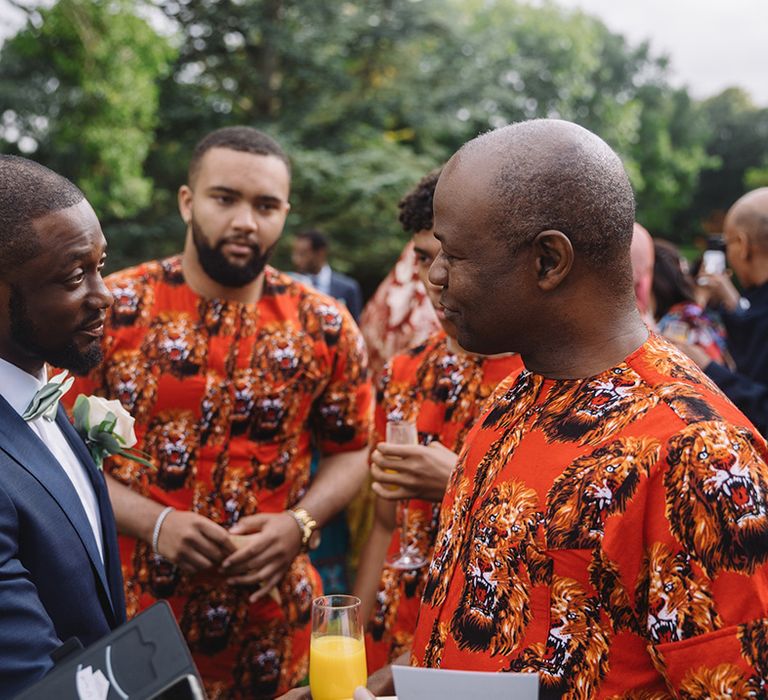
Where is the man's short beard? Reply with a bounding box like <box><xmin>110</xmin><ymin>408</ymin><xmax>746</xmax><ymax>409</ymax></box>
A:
<box><xmin>191</xmin><ymin>217</ymin><xmax>276</xmax><ymax>288</ymax></box>
<box><xmin>9</xmin><ymin>285</ymin><xmax>102</xmax><ymax>376</ymax></box>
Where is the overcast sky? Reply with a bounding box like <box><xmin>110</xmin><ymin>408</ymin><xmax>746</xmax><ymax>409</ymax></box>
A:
<box><xmin>550</xmin><ymin>0</ymin><xmax>768</xmax><ymax>106</ymax></box>
<box><xmin>1</xmin><ymin>0</ymin><xmax>767</xmax><ymax>107</ymax></box>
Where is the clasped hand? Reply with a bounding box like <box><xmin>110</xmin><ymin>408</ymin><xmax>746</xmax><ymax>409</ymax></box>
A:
<box><xmin>222</xmin><ymin>512</ymin><xmax>303</xmax><ymax>602</ymax></box>
<box><xmin>370</xmin><ymin>441</ymin><xmax>457</xmax><ymax>502</ymax></box>
<box><xmin>156</xmin><ymin>510</ymin><xmax>302</xmax><ymax>602</ymax></box>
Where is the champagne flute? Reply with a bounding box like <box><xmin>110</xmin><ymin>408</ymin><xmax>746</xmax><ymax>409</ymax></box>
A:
<box><xmin>309</xmin><ymin>595</ymin><xmax>367</xmax><ymax>700</ymax></box>
<box><xmin>385</xmin><ymin>419</ymin><xmax>427</xmax><ymax>570</ymax></box>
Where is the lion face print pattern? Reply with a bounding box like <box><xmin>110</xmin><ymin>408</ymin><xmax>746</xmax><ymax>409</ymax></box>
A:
<box><xmin>411</xmin><ymin>333</ymin><xmax>768</xmax><ymax>699</ymax></box>
<box><xmin>67</xmin><ymin>256</ymin><xmax>372</xmax><ymax>699</ymax></box>
<box><xmin>365</xmin><ymin>332</ymin><xmax>523</xmax><ymax>671</ymax></box>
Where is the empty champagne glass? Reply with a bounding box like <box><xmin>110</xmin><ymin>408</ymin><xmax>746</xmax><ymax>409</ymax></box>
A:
<box><xmin>309</xmin><ymin>595</ymin><xmax>367</xmax><ymax>700</ymax></box>
<box><xmin>385</xmin><ymin>419</ymin><xmax>427</xmax><ymax>570</ymax></box>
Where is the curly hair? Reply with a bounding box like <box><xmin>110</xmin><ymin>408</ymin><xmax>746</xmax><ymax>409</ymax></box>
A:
<box><xmin>398</xmin><ymin>168</ymin><xmax>442</xmax><ymax>234</ymax></box>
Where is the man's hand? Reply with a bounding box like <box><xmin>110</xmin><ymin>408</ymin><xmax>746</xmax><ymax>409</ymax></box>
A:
<box><xmin>696</xmin><ymin>272</ymin><xmax>741</xmax><ymax>312</ymax></box>
<box><xmin>156</xmin><ymin>510</ymin><xmax>235</xmax><ymax>574</ymax></box>
<box><xmin>275</xmin><ymin>689</ymin><xmax>311</xmax><ymax>700</ymax></box>
<box><xmin>275</xmin><ymin>656</ymin><xmax>399</xmax><ymax>699</ymax></box>
<box><xmin>222</xmin><ymin>512</ymin><xmax>302</xmax><ymax>602</ymax></box>
<box><xmin>371</xmin><ymin>441</ymin><xmax>457</xmax><ymax>502</ymax></box>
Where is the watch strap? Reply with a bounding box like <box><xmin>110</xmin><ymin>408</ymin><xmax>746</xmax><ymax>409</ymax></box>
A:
<box><xmin>287</xmin><ymin>507</ymin><xmax>318</xmax><ymax>552</ymax></box>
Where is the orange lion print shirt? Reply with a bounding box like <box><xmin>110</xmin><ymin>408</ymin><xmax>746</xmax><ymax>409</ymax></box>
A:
<box><xmin>66</xmin><ymin>256</ymin><xmax>372</xmax><ymax>699</ymax></box>
<box><xmin>366</xmin><ymin>332</ymin><xmax>522</xmax><ymax>670</ymax></box>
<box><xmin>411</xmin><ymin>333</ymin><xmax>768</xmax><ymax>698</ymax></box>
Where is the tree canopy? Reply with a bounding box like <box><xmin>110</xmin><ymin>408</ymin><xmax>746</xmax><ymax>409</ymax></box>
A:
<box><xmin>2</xmin><ymin>0</ymin><xmax>766</xmax><ymax>292</ymax></box>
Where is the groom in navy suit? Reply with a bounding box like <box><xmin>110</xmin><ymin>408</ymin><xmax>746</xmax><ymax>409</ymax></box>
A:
<box><xmin>0</xmin><ymin>156</ymin><xmax>125</xmax><ymax>697</ymax></box>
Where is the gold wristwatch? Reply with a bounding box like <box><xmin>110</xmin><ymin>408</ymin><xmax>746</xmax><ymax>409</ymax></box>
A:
<box><xmin>288</xmin><ymin>507</ymin><xmax>321</xmax><ymax>552</ymax></box>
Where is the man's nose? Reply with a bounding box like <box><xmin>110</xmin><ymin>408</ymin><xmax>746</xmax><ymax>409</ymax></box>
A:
<box><xmin>232</xmin><ymin>203</ymin><xmax>258</xmax><ymax>231</ymax></box>
<box><xmin>90</xmin><ymin>273</ymin><xmax>113</xmax><ymax>309</ymax></box>
<box><xmin>429</xmin><ymin>251</ymin><xmax>448</xmax><ymax>287</ymax></box>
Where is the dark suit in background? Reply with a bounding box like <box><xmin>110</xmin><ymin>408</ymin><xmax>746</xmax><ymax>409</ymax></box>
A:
<box><xmin>291</xmin><ymin>229</ymin><xmax>364</xmax><ymax>322</ymax></box>
<box><xmin>705</xmin><ymin>280</ymin><xmax>768</xmax><ymax>435</ymax></box>
<box><xmin>290</xmin><ymin>267</ymin><xmax>363</xmax><ymax>322</ymax></box>
<box><xmin>328</xmin><ymin>269</ymin><xmax>364</xmax><ymax>322</ymax></box>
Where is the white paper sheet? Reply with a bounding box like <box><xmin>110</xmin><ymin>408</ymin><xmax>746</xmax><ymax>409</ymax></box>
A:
<box><xmin>392</xmin><ymin>665</ymin><xmax>538</xmax><ymax>700</ymax></box>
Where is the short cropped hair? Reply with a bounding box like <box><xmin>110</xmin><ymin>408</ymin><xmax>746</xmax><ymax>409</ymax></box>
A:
<box><xmin>188</xmin><ymin>126</ymin><xmax>291</xmax><ymax>184</ymax></box>
<box><xmin>398</xmin><ymin>168</ymin><xmax>442</xmax><ymax>234</ymax></box>
<box><xmin>0</xmin><ymin>155</ymin><xmax>85</xmax><ymax>276</ymax></box>
<box><xmin>295</xmin><ymin>228</ymin><xmax>328</xmax><ymax>251</ymax></box>
<box><xmin>472</xmin><ymin>120</ymin><xmax>635</xmax><ymax>268</ymax></box>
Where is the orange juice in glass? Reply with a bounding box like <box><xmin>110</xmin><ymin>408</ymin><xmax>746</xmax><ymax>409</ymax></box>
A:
<box><xmin>309</xmin><ymin>595</ymin><xmax>367</xmax><ymax>700</ymax></box>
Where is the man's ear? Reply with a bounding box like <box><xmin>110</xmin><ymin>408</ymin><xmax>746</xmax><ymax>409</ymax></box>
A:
<box><xmin>532</xmin><ymin>229</ymin><xmax>573</xmax><ymax>291</ymax></box>
<box><xmin>178</xmin><ymin>185</ymin><xmax>193</xmax><ymax>225</ymax></box>
<box><xmin>735</xmin><ymin>229</ymin><xmax>752</xmax><ymax>262</ymax></box>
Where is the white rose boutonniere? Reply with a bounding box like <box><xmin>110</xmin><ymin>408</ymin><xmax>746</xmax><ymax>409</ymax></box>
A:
<box><xmin>72</xmin><ymin>394</ymin><xmax>151</xmax><ymax>470</ymax></box>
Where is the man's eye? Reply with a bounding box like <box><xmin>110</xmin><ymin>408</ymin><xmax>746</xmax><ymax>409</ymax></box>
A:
<box><xmin>215</xmin><ymin>195</ymin><xmax>234</xmax><ymax>205</ymax></box>
<box><xmin>66</xmin><ymin>271</ymin><xmax>85</xmax><ymax>285</ymax></box>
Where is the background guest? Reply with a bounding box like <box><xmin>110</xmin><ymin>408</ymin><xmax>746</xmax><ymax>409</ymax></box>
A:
<box><xmin>630</xmin><ymin>222</ymin><xmax>656</xmax><ymax>327</ymax></box>
<box><xmin>652</xmin><ymin>238</ymin><xmax>732</xmax><ymax>367</ymax></box>
<box><xmin>353</xmin><ymin>169</ymin><xmax>522</xmax><ymax>671</ymax></box>
<box><xmin>67</xmin><ymin>127</ymin><xmax>372</xmax><ymax>698</ymax></box>
<box><xmin>674</xmin><ymin>188</ymin><xmax>768</xmax><ymax>436</ymax></box>
<box><xmin>291</xmin><ymin>228</ymin><xmax>363</xmax><ymax>322</ymax></box>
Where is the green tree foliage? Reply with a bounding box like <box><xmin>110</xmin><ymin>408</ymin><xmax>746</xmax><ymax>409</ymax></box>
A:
<box><xmin>690</xmin><ymin>88</ymin><xmax>768</xmax><ymax>230</ymax></box>
<box><xmin>1</xmin><ymin>0</ymin><xmax>765</xmax><ymax>288</ymax></box>
<box><xmin>0</xmin><ymin>0</ymin><xmax>174</xmax><ymax>218</ymax></box>
<box><xmin>630</xmin><ymin>85</ymin><xmax>715</xmax><ymax>237</ymax></box>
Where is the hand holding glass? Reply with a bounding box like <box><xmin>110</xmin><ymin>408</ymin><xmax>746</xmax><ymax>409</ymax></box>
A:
<box><xmin>384</xmin><ymin>419</ymin><xmax>427</xmax><ymax>570</ymax></box>
<box><xmin>310</xmin><ymin>595</ymin><xmax>367</xmax><ymax>700</ymax></box>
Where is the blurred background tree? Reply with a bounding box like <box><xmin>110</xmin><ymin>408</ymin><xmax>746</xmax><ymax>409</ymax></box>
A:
<box><xmin>2</xmin><ymin>0</ymin><xmax>767</xmax><ymax>295</ymax></box>
<box><xmin>0</xmin><ymin>0</ymin><xmax>174</xmax><ymax>218</ymax></box>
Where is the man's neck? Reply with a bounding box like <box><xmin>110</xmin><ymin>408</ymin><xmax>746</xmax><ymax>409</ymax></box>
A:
<box><xmin>747</xmin><ymin>262</ymin><xmax>768</xmax><ymax>290</ymax></box>
<box><xmin>521</xmin><ymin>306</ymin><xmax>649</xmax><ymax>380</ymax></box>
<box><xmin>181</xmin><ymin>239</ymin><xmax>266</xmax><ymax>304</ymax></box>
<box><xmin>0</xmin><ymin>345</ymin><xmax>44</xmax><ymax>378</ymax></box>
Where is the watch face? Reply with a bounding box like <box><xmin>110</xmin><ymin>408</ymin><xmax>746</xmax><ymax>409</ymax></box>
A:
<box><xmin>308</xmin><ymin>529</ymin><xmax>322</xmax><ymax>551</ymax></box>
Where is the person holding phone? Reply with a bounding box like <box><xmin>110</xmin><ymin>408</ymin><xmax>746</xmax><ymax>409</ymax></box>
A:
<box><xmin>652</xmin><ymin>239</ymin><xmax>732</xmax><ymax>366</ymax></box>
<box><xmin>673</xmin><ymin>188</ymin><xmax>768</xmax><ymax>436</ymax></box>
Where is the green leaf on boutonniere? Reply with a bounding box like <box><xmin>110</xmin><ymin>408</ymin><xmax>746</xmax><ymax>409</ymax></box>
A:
<box><xmin>72</xmin><ymin>395</ymin><xmax>90</xmax><ymax>431</ymax></box>
<box><xmin>97</xmin><ymin>413</ymin><xmax>118</xmax><ymax>435</ymax></box>
<box><xmin>73</xmin><ymin>393</ymin><xmax>153</xmax><ymax>472</ymax></box>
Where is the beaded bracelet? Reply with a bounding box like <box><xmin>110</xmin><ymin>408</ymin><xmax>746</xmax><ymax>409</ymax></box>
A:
<box><xmin>151</xmin><ymin>506</ymin><xmax>175</xmax><ymax>556</ymax></box>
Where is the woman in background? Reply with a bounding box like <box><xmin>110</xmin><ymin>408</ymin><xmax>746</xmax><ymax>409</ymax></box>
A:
<box><xmin>652</xmin><ymin>239</ymin><xmax>732</xmax><ymax>366</ymax></box>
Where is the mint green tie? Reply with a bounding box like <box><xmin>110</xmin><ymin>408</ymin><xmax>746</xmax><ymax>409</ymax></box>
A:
<box><xmin>22</xmin><ymin>370</ymin><xmax>75</xmax><ymax>422</ymax></box>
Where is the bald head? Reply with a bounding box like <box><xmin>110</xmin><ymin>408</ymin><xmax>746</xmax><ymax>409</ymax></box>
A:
<box><xmin>725</xmin><ymin>188</ymin><xmax>768</xmax><ymax>254</ymax></box>
<box><xmin>454</xmin><ymin>119</ymin><xmax>635</xmax><ymax>273</ymax></box>
<box><xmin>630</xmin><ymin>223</ymin><xmax>654</xmax><ymax>315</ymax></box>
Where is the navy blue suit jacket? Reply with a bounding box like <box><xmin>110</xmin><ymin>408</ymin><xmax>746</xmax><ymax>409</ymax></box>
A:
<box><xmin>0</xmin><ymin>398</ymin><xmax>126</xmax><ymax>698</ymax></box>
<box><xmin>329</xmin><ymin>270</ymin><xmax>363</xmax><ymax>323</ymax></box>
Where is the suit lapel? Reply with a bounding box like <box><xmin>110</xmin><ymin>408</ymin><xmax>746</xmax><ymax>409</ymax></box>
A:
<box><xmin>56</xmin><ymin>407</ymin><xmax>122</xmax><ymax>621</ymax></box>
<box><xmin>0</xmin><ymin>397</ymin><xmax>116</xmax><ymax>623</ymax></box>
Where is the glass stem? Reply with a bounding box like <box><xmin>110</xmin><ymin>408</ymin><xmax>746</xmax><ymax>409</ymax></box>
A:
<box><xmin>400</xmin><ymin>500</ymin><xmax>409</xmax><ymax>558</ymax></box>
